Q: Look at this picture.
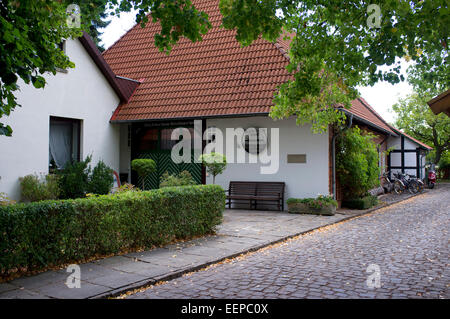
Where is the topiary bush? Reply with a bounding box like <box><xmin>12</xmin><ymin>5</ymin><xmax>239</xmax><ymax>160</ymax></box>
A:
<box><xmin>336</xmin><ymin>126</ymin><xmax>380</xmax><ymax>199</ymax></box>
<box><xmin>88</xmin><ymin>160</ymin><xmax>114</xmax><ymax>195</ymax></box>
<box><xmin>199</xmin><ymin>152</ymin><xmax>227</xmax><ymax>184</ymax></box>
<box><xmin>131</xmin><ymin>159</ymin><xmax>156</xmax><ymax>190</ymax></box>
<box><xmin>160</xmin><ymin>170</ymin><xmax>197</xmax><ymax>188</ymax></box>
<box><xmin>0</xmin><ymin>185</ymin><xmax>225</xmax><ymax>277</ymax></box>
<box><xmin>19</xmin><ymin>174</ymin><xmax>61</xmax><ymax>202</ymax></box>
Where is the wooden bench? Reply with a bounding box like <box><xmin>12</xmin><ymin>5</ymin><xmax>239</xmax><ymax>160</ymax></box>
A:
<box><xmin>226</xmin><ymin>181</ymin><xmax>285</xmax><ymax>211</ymax></box>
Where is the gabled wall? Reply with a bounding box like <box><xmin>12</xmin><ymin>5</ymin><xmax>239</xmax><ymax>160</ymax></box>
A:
<box><xmin>387</xmin><ymin>135</ymin><xmax>427</xmax><ymax>179</ymax></box>
<box><xmin>0</xmin><ymin>39</ymin><xmax>121</xmax><ymax>200</ymax></box>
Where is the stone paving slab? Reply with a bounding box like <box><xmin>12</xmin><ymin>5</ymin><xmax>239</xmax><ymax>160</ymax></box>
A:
<box><xmin>0</xmin><ymin>192</ymin><xmax>419</xmax><ymax>299</ymax></box>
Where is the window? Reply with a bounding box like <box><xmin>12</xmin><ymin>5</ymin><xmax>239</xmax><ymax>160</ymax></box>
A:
<box><xmin>56</xmin><ymin>40</ymin><xmax>68</xmax><ymax>73</ymax></box>
<box><xmin>58</xmin><ymin>40</ymin><xmax>66</xmax><ymax>53</ymax></box>
<box><xmin>49</xmin><ymin>117</ymin><xmax>81</xmax><ymax>169</ymax></box>
<box><xmin>137</xmin><ymin>128</ymin><xmax>158</xmax><ymax>152</ymax></box>
<box><xmin>160</xmin><ymin>127</ymin><xmax>195</xmax><ymax>150</ymax></box>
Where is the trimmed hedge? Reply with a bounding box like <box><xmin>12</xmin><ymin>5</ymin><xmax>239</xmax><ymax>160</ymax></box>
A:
<box><xmin>0</xmin><ymin>185</ymin><xmax>225</xmax><ymax>276</ymax></box>
<box><xmin>342</xmin><ymin>195</ymin><xmax>378</xmax><ymax>210</ymax></box>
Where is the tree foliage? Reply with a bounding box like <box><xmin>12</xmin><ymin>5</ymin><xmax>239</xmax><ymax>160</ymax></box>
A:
<box><xmin>199</xmin><ymin>152</ymin><xmax>227</xmax><ymax>184</ymax></box>
<box><xmin>131</xmin><ymin>158</ymin><xmax>156</xmax><ymax>189</ymax></box>
<box><xmin>392</xmin><ymin>93</ymin><xmax>450</xmax><ymax>164</ymax></box>
<box><xmin>68</xmin><ymin>0</ymin><xmax>112</xmax><ymax>51</ymax></box>
<box><xmin>1</xmin><ymin>0</ymin><xmax>448</xmax><ymax>135</ymax></box>
<box><xmin>336</xmin><ymin>126</ymin><xmax>380</xmax><ymax>199</ymax></box>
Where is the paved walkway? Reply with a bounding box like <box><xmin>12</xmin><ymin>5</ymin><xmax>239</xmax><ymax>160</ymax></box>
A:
<box><xmin>0</xmin><ymin>189</ymin><xmax>430</xmax><ymax>299</ymax></box>
<box><xmin>127</xmin><ymin>184</ymin><xmax>449</xmax><ymax>299</ymax></box>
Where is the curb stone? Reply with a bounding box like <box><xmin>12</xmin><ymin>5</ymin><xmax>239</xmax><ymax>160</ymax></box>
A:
<box><xmin>93</xmin><ymin>190</ymin><xmax>427</xmax><ymax>299</ymax></box>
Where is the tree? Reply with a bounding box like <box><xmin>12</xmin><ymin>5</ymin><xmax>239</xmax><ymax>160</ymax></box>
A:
<box><xmin>0</xmin><ymin>0</ymin><xmax>81</xmax><ymax>136</ymax></box>
<box><xmin>114</xmin><ymin>0</ymin><xmax>449</xmax><ymax>132</ymax></box>
<box><xmin>1</xmin><ymin>1</ymin><xmax>448</xmax><ymax>135</ymax></box>
<box><xmin>199</xmin><ymin>153</ymin><xmax>227</xmax><ymax>185</ymax></box>
<box><xmin>392</xmin><ymin>93</ymin><xmax>450</xmax><ymax>165</ymax></box>
<box><xmin>336</xmin><ymin>126</ymin><xmax>380</xmax><ymax>199</ymax></box>
<box><xmin>68</xmin><ymin>0</ymin><xmax>112</xmax><ymax>51</ymax></box>
<box><xmin>0</xmin><ymin>0</ymin><xmax>110</xmax><ymax>136</ymax></box>
<box><xmin>131</xmin><ymin>159</ymin><xmax>156</xmax><ymax>190</ymax></box>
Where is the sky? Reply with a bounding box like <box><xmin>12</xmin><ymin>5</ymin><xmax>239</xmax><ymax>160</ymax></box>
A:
<box><xmin>100</xmin><ymin>12</ymin><xmax>413</xmax><ymax>125</ymax></box>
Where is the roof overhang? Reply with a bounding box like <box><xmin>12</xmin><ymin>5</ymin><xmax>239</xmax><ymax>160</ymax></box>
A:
<box><xmin>427</xmin><ymin>89</ymin><xmax>450</xmax><ymax>117</ymax></box>
<box><xmin>109</xmin><ymin>112</ymin><xmax>270</xmax><ymax>124</ymax></box>
<box><xmin>339</xmin><ymin>108</ymin><xmax>398</xmax><ymax>137</ymax></box>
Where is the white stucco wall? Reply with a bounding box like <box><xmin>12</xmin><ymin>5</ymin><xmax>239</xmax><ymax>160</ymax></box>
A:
<box><xmin>0</xmin><ymin>39</ymin><xmax>121</xmax><ymax>200</ymax></box>
<box><xmin>205</xmin><ymin>116</ymin><xmax>330</xmax><ymax>209</ymax></box>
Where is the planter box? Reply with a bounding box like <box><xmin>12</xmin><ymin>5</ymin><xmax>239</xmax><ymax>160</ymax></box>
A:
<box><xmin>288</xmin><ymin>203</ymin><xmax>336</xmax><ymax>216</ymax></box>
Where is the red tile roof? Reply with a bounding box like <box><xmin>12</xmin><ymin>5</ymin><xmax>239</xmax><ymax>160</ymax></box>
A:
<box><xmin>346</xmin><ymin>97</ymin><xmax>396</xmax><ymax>135</ymax></box>
<box><xmin>103</xmin><ymin>0</ymin><xmax>424</xmax><ymax>151</ymax></box>
<box><xmin>103</xmin><ymin>0</ymin><xmax>291</xmax><ymax>122</ymax></box>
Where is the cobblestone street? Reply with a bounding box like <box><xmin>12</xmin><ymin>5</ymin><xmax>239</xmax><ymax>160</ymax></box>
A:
<box><xmin>127</xmin><ymin>184</ymin><xmax>450</xmax><ymax>299</ymax></box>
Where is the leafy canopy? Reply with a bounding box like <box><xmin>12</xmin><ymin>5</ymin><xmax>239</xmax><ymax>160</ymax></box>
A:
<box><xmin>392</xmin><ymin>93</ymin><xmax>449</xmax><ymax>164</ymax></box>
<box><xmin>1</xmin><ymin>0</ymin><xmax>448</xmax><ymax>135</ymax></box>
<box><xmin>199</xmin><ymin>152</ymin><xmax>227</xmax><ymax>184</ymax></box>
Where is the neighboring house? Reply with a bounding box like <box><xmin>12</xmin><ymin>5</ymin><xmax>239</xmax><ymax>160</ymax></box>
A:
<box><xmin>427</xmin><ymin>89</ymin><xmax>450</xmax><ymax>117</ymax></box>
<box><xmin>0</xmin><ymin>1</ymin><xmax>431</xmax><ymax>206</ymax></box>
<box><xmin>0</xmin><ymin>33</ymin><xmax>137</xmax><ymax>200</ymax></box>
<box><xmin>387</xmin><ymin>129</ymin><xmax>432</xmax><ymax>180</ymax></box>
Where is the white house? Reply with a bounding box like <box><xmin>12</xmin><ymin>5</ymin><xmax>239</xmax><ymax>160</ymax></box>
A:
<box><xmin>0</xmin><ymin>33</ymin><xmax>137</xmax><ymax>200</ymax></box>
<box><xmin>0</xmin><ymin>1</ymin><xmax>431</xmax><ymax>207</ymax></box>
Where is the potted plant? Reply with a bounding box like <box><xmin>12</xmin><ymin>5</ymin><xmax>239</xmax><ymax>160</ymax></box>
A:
<box><xmin>287</xmin><ymin>195</ymin><xmax>337</xmax><ymax>216</ymax></box>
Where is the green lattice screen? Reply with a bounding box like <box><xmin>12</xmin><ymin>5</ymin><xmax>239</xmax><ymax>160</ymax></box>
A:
<box><xmin>137</xmin><ymin>151</ymin><xmax>202</xmax><ymax>189</ymax></box>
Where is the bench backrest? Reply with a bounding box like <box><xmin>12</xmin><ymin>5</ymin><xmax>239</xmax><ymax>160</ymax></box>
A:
<box><xmin>255</xmin><ymin>182</ymin><xmax>285</xmax><ymax>197</ymax></box>
<box><xmin>229</xmin><ymin>181</ymin><xmax>285</xmax><ymax>197</ymax></box>
<box><xmin>229</xmin><ymin>182</ymin><xmax>257</xmax><ymax>196</ymax></box>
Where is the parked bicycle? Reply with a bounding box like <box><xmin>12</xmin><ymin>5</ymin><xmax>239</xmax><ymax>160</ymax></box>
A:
<box><xmin>393</xmin><ymin>172</ymin><xmax>423</xmax><ymax>194</ymax></box>
<box><xmin>381</xmin><ymin>171</ymin><xmax>405</xmax><ymax>194</ymax></box>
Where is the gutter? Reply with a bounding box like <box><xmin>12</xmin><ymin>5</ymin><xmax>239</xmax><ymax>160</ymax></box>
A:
<box><xmin>339</xmin><ymin>108</ymin><xmax>397</xmax><ymax>137</ymax></box>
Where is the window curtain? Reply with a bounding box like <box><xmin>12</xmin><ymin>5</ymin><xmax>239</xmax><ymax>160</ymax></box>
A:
<box><xmin>49</xmin><ymin>122</ymin><xmax>72</xmax><ymax>168</ymax></box>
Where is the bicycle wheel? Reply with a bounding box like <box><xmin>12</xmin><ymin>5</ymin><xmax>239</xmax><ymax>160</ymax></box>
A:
<box><xmin>393</xmin><ymin>181</ymin><xmax>404</xmax><ymax>194</ymax></box>
<box><xmin>408</xmin><ymin>180</ymin><xmax>420</xmax><ymax>194</ymax></box>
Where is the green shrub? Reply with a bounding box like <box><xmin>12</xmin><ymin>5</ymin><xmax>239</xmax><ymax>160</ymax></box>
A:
<box><xmin>342</xmin><ymin>195</ymin><xmax>378</xmax><ymax>210</ymax></box>
<box><xmin>19</xmin><ymin>174</ymin><xmax>60</xmax><ymax>202</ymax></box>
<box><xmin>287</xmin><ymin>195</ymin><xmax>338</xmax><ymax>209</ymax></box>
<box><xmin>131</xmin><ymin>159</ymin><xmax>156</xmax><ymax>190</ymax></box>
<box><xmin>57</xmin><ymin>156</ymin><xmax>91</xmax><ymax>199</ymax></box>
<box><xmin>199</xmin><ymin>152</ymin><xmax>227</xmax><ymax>184</ymax></box>
<box><xmin>115</xmin><ymin>183</ymin><xmax>139</xmax><ymax>193</ymax></box>
<box><xmin>0</xmin><ymin>185</ymin><xmax>225</xmax><ymax>276</ymax></box>
<box><xmin>336</xmin><ymin>126</ymin><xmax>380</xmax><ymax>199</ymax></box>
<box><xmin>88</xmin><ymin>160</ymin><xmax>114</xmax><ymax>195</ymax></box>
<box><xmin>160</xmin><ymin>170</ymin><xmax>197</xmax><ymax>188</ymax></box>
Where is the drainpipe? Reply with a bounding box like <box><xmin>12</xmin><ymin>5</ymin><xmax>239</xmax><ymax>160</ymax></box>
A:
<box><xmin>332</xmin><ymin>113</ymin><xmax>353</xmax><ymax>200</ymax></box>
